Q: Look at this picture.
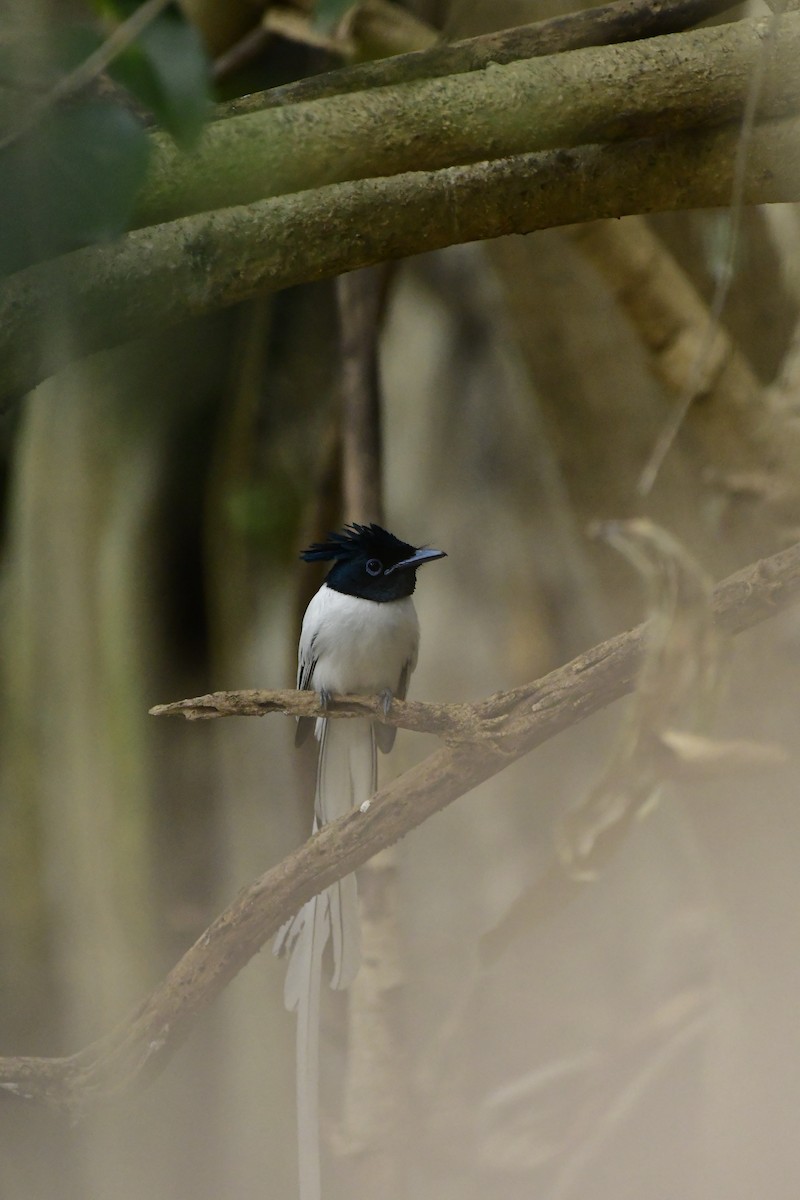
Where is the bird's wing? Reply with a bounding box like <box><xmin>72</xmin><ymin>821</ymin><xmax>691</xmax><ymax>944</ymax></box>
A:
<box><xmin>396</xmin><ymin>657</ymin><xmax>413</xmax><ymax>702</ymax></box>
<box><xmin>374</xmin><ymin>656</ymin><xmax>413</xmax><ymax>754</ymax></box>
<box><xmin>294</xmin><ymin>631</ymin><xmax>318</xmax><ymax>747</ymax></box>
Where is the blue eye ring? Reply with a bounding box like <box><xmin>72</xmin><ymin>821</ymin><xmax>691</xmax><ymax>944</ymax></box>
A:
<box><xmin>366</xmin><ymin>558</ymin><xmax>383</xmax><ymax>576</ymax></box>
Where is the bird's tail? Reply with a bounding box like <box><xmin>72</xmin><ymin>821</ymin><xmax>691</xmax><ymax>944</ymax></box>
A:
<box><xmin>274</xmin><ymin>717</ymin><xmax>376</xmax><ymax>1200</ymax></box>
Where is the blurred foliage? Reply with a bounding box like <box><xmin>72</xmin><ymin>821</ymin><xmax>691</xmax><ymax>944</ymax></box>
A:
<box><xmin>0</xmin><ymin>2</ymin><xmax>211</xmax><ymax>275</ymax></box>
<box><xmin>104</xmin><ymin>4</ymin><xmax>212</xmax><ymax>146</ymax></box>
<box><xmin>224</xmin><ymin>475</ymin><xmax>304</xmax><ymax>552</ymax></box>
<box><xmin>0</xmin><ymin>97</ymin><xmax>150</xmax><ymax>275</ymax></box>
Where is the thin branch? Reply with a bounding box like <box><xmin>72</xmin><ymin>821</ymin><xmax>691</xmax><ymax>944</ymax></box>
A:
<box><xmin>2</xmin><ymin>539</ymin><xmax>800</xmax><ymax>1113</ymax></box>
<box><xmin>4</xmin><ymin>115</ymin><xmax>800</xmax><ymax>408</ymax></box>
<box><xmin>221</xmin><ymin>0</ymin><xmax>744</xmax><ymax>118</ymax></box>
<box><xmin>150</xmin><ymin>690</ymin><xmax>468</xmax><ymax>739</ymax></box>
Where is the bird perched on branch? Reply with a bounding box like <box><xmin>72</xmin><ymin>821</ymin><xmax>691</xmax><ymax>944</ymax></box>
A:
<box><xmin>274</xmin><ymin>522</ymin><xmax>446</xmax><ymax>1200</ymax></box>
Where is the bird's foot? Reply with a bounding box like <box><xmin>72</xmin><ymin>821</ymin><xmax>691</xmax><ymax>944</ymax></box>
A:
<box><xmin>318</xmin><ymin>687</ymin><xmax>332</xmax><ymax>711</ymax></box>
<box><xmin>378</xmin><ymin>688</ymin><xmax>394</xmax><ymax>718</ymax></box>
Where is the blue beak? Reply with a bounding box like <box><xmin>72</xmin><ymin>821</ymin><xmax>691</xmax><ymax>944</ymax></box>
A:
<box><xmin>384</xmin><ymin>547</ymin><xmax>447</xmax><ymax>575</ymax></box>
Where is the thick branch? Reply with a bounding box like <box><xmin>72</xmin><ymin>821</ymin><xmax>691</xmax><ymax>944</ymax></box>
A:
<box><xmin>2</xmin><ymin>539</ymin><xmax>800</xmax><ymax>1113</ymax></box>
<box><xmin>137</xmin><ymin>14</ymin><xmax>800</xmax><ymax>225</ymax></box>
<box><xmin>221</xmin><ymin>0</ymin><xmax>743</xmax><ymax>116</ymax></box>
<box><xmin>4</xmin><ymin>116</ymin><xmax>800</xmax><ymax>406</ymax></box>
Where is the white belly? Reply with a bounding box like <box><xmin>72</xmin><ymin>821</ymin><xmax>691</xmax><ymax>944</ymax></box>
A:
<box><xmin>300</xmin><ymin>585</ymin><xmax>419</xmax><ymax>697</ymax></box>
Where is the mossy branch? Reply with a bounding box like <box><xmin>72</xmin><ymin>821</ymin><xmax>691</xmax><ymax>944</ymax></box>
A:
<box><xmin>2</xmin><ymin>12</ymin><xmax>799</xmax><ymax>402</ymax></box>
<box><xmin>136</xmin><ymin>13</ymin><xmax>800</xmax><ymax>225</ymax></box>
<box><xmin>3</xmin><ymin>116</ymin><xmax>800</xmax><ymax>406</ymax></box>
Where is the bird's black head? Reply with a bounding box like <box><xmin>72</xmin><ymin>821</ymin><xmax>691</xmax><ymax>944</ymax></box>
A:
<box><xmin>301</xmin><ymin>523</ymin><xmax>446</xmax><ymax>602</ymax></box>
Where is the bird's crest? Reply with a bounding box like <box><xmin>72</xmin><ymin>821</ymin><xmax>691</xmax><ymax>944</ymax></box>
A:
<box><xmin>301</xmin><ymin>523</ymin><xmax>414</xmax><ymax>564</ymax></box>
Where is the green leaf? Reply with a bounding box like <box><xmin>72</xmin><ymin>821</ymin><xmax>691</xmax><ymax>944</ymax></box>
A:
<box><xmin>110</xmin><ymin>9</ymin><xmax>212</xmax><ymax>148</ymax></box>
<box><xmin>0</xmin><ymin>99</ymin><xmax>150</xmax><ymax>275</ymax></box>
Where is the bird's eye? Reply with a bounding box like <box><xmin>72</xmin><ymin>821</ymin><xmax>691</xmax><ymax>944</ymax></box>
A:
<box><xmin>365</xmin><ymin>558</ymin><xmax>383</xmax><ymax>576</ymax></box>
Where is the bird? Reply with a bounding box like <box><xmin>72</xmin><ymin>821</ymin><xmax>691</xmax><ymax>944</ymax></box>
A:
<box><xmin>274</xmin><ymin>522</ymin><xmax>446</xmax><ymax>1200</ymax></box>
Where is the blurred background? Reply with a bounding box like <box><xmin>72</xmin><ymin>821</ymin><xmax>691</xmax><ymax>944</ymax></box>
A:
<box><xmin>2</xmin><ymin>1</ymin><xmax>800</xmax><ymax>1198</ymax></box>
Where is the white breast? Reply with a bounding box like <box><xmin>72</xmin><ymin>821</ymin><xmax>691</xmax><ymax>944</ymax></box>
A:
<box><xmin>299</xmin><ymin>585</ymin><xmax>419</xmax><ymax>697</ymax></box>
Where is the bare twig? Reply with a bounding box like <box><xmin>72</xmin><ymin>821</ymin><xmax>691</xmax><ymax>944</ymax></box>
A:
<box><xmin>1</xmin><ymin>539</ymin><xmax>799</xmax><ymax>1113</ymax></box>
<box><xmin>149</xmin><ymin>689</ymin><xmax>468</xmax><ymax>737</ymax></box>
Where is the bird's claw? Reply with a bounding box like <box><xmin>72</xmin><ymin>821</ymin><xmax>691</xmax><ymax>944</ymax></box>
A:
<box><xmin>319</xmin><ymin>688</ymin><xmax>332</xmax><ymax>711</ymax></box>
<box><xmin>379</xmin><ymin>688</ymin><xmax>394</xmax><ymax>718</ymax></box>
